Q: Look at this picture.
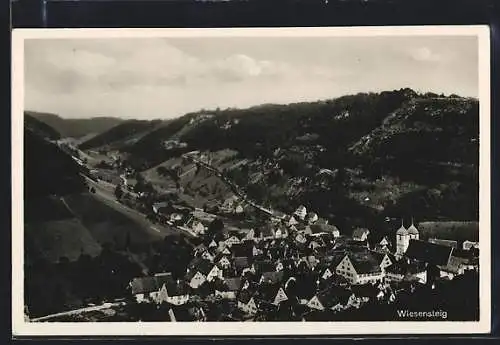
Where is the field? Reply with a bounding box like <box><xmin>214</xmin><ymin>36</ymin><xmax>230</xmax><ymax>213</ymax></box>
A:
<box><xmin>63</xmin><ymin>193</ymin><xmax>164</xmax><ymax>246</ymax></box>
<box><xmin>24</xmin><ymin>193</ymin><xmax>171</xmax><ymax>264</ymax></box>
<box><xmin>417</xmin><ymin>221</ymin><xmax>479</xmax><ymax>243</ymax></box>
<box><xmin>25</xmin><ymin>219</ymin><xmax>102</xmax><ymax>263</ymax></box>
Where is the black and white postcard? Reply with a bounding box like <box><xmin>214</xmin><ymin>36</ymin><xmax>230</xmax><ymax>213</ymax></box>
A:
<box><xmin>11</xmin><ymin>26</ymin><xmax>491</xmax><ymax>336</ymax></box>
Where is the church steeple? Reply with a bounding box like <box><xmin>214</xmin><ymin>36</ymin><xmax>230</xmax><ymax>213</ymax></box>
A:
<box><xmin>407</xmin><ymin>216</ymin><xmax>419</xmax><ymax>239</ymax></box>
<box><xmin>396</xmin><ymin>217</ymin><xmax>409</xmax><ymax>257</ymax></box>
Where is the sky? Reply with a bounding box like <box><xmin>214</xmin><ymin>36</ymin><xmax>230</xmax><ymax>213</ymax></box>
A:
<box><xmin>24</xmin><ymin>35</ymin><xmax>479</xmax><ymax>120</ymax></box>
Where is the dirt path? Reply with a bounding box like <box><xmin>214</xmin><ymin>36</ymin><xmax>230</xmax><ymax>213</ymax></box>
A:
<box><xmin>30</xmin><ymin>301</ymin><xmax>126</xmax><ymax>322</ymax></box>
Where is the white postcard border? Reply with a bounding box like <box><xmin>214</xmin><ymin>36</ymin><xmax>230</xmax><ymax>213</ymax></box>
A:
<box><xmin>11</xmin><ymin>25</ymin><xmax>491</xmax><ymax>336</ymax></box>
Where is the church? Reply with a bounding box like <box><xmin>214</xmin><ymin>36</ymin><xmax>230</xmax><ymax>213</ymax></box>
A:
<box><xmin>395</xmin><ymin>218</ymin><xmax>419</xmax><ymax>258</ymax></box>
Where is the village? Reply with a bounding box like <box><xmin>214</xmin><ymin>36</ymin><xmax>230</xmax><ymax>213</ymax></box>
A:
<box><xmin>55</xmin><ymin>144</ymin><xmax>480</xmax><ymax>322</ymax></box>
<box><xmin>126</xmin><ymin>202</ymin><xmax>479</xmax><ymax>321</ymax></box>
<box><xmin>118</xmin><ymin>159</ymin><xmax>479</xmax><ymax>321</ymax></box>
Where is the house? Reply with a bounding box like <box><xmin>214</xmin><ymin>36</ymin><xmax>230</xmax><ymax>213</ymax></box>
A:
<box><xmin>221</xmin><ymin>195</ymin><xmax>239</xmax><ymax>213</ymax></box>
<box><xmin>170</xmin><ymin>213</ymin><xmax>184</xmax><ymax>223</ymax></box>
<box><xmin>207</xmin><ymin>263</ymin><xmax>224</xmax><ymax>282</ymax></box>
<box><xmin>352</xmin><ymin>228</ymin><xmax>370</xmax><ymax>242</ymax></box>
<box><xmin>260</xmin><ymin>224</ymin><xmax>276</xmax><ymax>240</ymax></box>
<box><xmin>156</xmin><ymin>275</ymin><xmax>190</xmax><ymax>306</ymax></box>
<box><xmin>321</xmin><ymin>267</ymin><xmax>335</xmax><ymax>281</ymax></box>
<box><xmin>295</xmin><ymin>232</ymin><xmax>308</xmax><ymax>244</ymax></box>
<box><xmin>274</xmin><ymin>227</ymin><xmax>288</xmax><ymax>239</ymax></box>
<box><xmin>405</xmin><ymin>239</ymin><xmax>454</xmax><ymax>267</ymax></box>
<box><xmin>463</xmin><ymin>240</ymin><xmax>480</xmax><ymax>251</ymax></box>
<box><xmin>322</xmin><ymin>273</ymin><xmax>351</xmax><ymax>289</ymax></box>
<box><xmin>225</xmin><ymin>235</ymin><xmax>241</xmax><ymax>247</ymax></box>
<box><xmin>371</xmin><ymin>251</ymin><xmax>393</xmax><ymax>271</ymax></box>
<box><xmin>216</xmin><ymin>255</ymin><xmax>232</xmax><ymax>269</ymax></box>
<box><xmin>252</xmin><ymin>244</ymin><xmax>263</xmax><ymax>257</ymax></box>
<box><xmin>235</xmin><ymin>256</ymin><xmax>252</xmax><ymax>274</ymax></box>
<box><xmin>310</xmin><ymin>223</ymin><xmax>340</xmax><ymax>238</ymax></box>
<box><xmin>306</xmin><ymin>212</ymin><xmax>319</xmax><ymax>224</ymax></box>
<box><xmin>193</xmin><ymin>244</ymin><xmax>208</xmax><ymax>257</ymax></box>
<box><xmin>186</xmin><ymin>258</ymin><xmax>213</xmax><ymax>289</ymax></box>
<box><xmin>256</xmin><ymin>284</ymin><xmax>289</xmax><ymax>306</ymax></box>
<box><xmin>245</xmin><ymin>229</ymin><xmax>256</xmax><ymax>241</ymax></box>
<box><xmin>201</xmin><ymin>250</ymin><xmax>215</xmax><ymax>263</ymax></box>
<box><xmin>152</xmin><ymin>202</ymin><xmax>169</xmax><ymax>214</ymax></box>
<box><xmin>285</xmin><ymin>215</ymin><xmax>299</xmax><ymax>227</ymax></box>
<box><xmin>374</xmin><ymin>236</ymin><xmax>391</xmax><ymax>253</ymax></box>
<box><xmin>307</xmin><ymin>286</ymin><xmax>354</xmax><ymax>312</ymax></box>
<box><xmin>214</xmin><ymin>277</ymin><xmax>242</xmax><ymax>300</ymax></box>
<box><xmin>235</xmin><ymin>204</ymin><xmax>244</xmax><ymax>214</ymax></box>
<box><xmin>129</xmin><ymin>275</ymin><xmax>169</xmax><ymax>303</ymax></box>
<box><xmin>259</xmin><ymin>271</ymin><xmax>285</xmax><ymax>285</ymax></box>
<box><xmin>438</xmin><ymin>255</ymin><xmax>468</xmax><ymax>279</ymax></box>
<box><xmin>208</xmin><ymin>239</ymin><xmax>218</xmax><ymax>249</ymax></box>
<box><xmin>385</xmin><ymin>261</ymin><xmax>427</xmax><ymax>284</ymax></box>
<box><xmin>294</xmin><ymin>205</ymin><xmax>307</xmax><ymax>220</ymax></box>
<box><xmin>187</xmin><ymin>218</ymin><xmax>206</xmax><ymax>235</ymax></box>
<box><xmin>129</xmin><ymin>272</ymin><xmax>188</xmax><ymax>304</ymax></box>
<box><xmin>335</xmin><ymin>252</ymin><xmax>384</xmax><ymax>285</ymax></box>
<box><xmin>230</xmin><ymin>241</ymin><xmax>253</xmax><ymax>258</ymax></box>
<box><xmin>428</xmin><ymin>238</ymin><xmax>458</xmax><ymax>249</ymax></box>
<box><xmin>237</xmin><ymin>288</ymin><xmax>258</xmax><ymax>315</ymax></box>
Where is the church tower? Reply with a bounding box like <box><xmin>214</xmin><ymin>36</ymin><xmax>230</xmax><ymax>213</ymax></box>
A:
<box><xmin>407</xmin><ymin>217</ymin><xmax>419</xmax><ymax>241</ymax></box>
<box><xmin>396</xmin><ymin>219</ymin><xmax>409</xmax><ymax>257</ymax></box>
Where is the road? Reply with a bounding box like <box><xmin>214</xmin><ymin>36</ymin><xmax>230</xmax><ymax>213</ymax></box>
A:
<box><xmin>83</xmin><ymin>174</ymin><xmax>199</xmax><ymax>240</ymax></box>
<box><xmin>184</xmin><ymin>154</ymin><xmax>278</xmax><ymax>218</ymax></box>
<box><xmin>83</xmin><ymin>175</ymin><xmax>182</xmax><ymax>239</ymax></box>
<box><xmin>30</xmin><ymin>301</ymin><xmax>126</xmax><ymax>322</ymax></box>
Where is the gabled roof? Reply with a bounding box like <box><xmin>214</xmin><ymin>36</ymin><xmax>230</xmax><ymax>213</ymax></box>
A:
<box><xmin>216</xmin><ymin>277</ymin><xmax>242</xmax><ymax>292</ymax></box>
<box><xmin>316</xmin><ymin>286</ymin><xmax>352</xmax><ymax>308</ymax></box>
<box><xmin>438</xmin><ymin>255</ymin><xmax>467</xmax><ymax>274</ymax></box>
<box><xmin>130</xmin><ymin>273</ymin><xmax>177</xmax><ymax>295</ymax></box>
<box><xmin>234</xmin><ymin>256</ymin><xmax>251</xmax><ymax>270</ymax></box>
<box><xmin>310</xmin><ymin>223</ymin><xmax>340</xmax><ymax>235</ymax></box>
<box><xmin>260</xmin><ymin>224</ymin><xmax>275</xmax><ymax>238</ymax></box>
<box><xmin>260</xmin><ymin>271</ymin><xmax>285</xmax><ymax>285</ymax></box>
<box><xmin>370</xmin><ymin>250</ymin><xmax>391</xmax><ymax>266</ymax></box>
<box><xmin>187</xmin><ymin>258</ymin><xmax>213</xmax><ymax>276</ymax></box>
<box><xmin>324</xmin><ymin>251</ymin><xmax>347</xmax><ymax>268</ymax></box>
<box><xmin>130</xmin><ymin>276</ymin><xmax>160</xmax><ymax>295</ymax></box>
<box><xmin>256</xmin><ymin>283</ymin><xmax>284</xmax><ymax>303</ymax></box>
<box><xmin>231</xmin><ymin>241</ymin><xmax>253</xmax><ymax>257</ymax></box>
<box><xmin>253</xmin><ymin>260</ymin><xmax>275</xmax><ymax>274</ymax></box>
<box><xmin>405</xmin><ymin>239</ymin><xmax>454</xmax><ymax>266</ymax></box>
<box><xmin>352</xmin><ymin>228</ymin><xmax>370</xmax><ymax>240</ymax></box>
<box><xmin>385</xmin><ymin>260</ymin><xmax>426</xmax><ymax>275</ymax></box>
<box><xmin>428</xmin><ymin>238</ymin><xmax>458</xmax><ymax>249</ymax></box>
<box><xmin>237</xmin><ymin>287</ymin><xmax>256</xmax><ymax>304</ymax></box>
<box><xmin>324</xmin><ymin>273</ymin><xmax>350</xmax><ymax>287</ymax></box>
<box><xmin>226</xmin><ymin>277</ymin><xmax>243</xmax><ymax>291</ymax></box>
<box><xmin>347</xmin><ymin>252</ymin><xmax>382</xmax><ymax>274</ymax></box>
<box><xmin>164</xmin><ymin>277</ymin><xmax>189</xmax><ymax>296</ymax></box>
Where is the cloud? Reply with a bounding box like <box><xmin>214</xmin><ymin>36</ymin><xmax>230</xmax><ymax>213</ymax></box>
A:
<box><xmin>24</xmin><ymin>37</ymin><xmax>478</xmax><ymax>119</ymax></box>
<box><xmin>409</xmin><ymin>46</ymin><xmax>443</xmax><ymax>62</ymax></box>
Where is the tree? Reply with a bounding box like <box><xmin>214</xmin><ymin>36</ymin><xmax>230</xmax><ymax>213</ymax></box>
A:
<box><xmin>207</xmin><ymin>218</ymin><xmax>224</xmax><ymax>238</ymax></box>
<box><xmin>114</xmin><ymin>184</ymin><xmax>124</xmax><ymax>200</ymax></box>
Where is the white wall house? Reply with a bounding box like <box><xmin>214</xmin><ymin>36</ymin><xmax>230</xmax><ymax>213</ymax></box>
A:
<box><xmin>335</xmin><ymin>255</ymin><xmax>384</xmax><ymax>285</ymax></box>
